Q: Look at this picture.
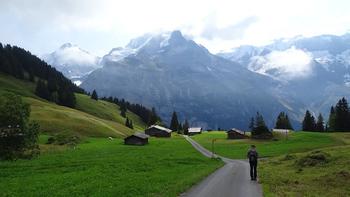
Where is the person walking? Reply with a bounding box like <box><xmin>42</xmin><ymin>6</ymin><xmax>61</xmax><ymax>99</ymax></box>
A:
<box><xmin>247</xmin><ymin>145</ymin><xmax>258</xmax><ymax>181</ymax></box>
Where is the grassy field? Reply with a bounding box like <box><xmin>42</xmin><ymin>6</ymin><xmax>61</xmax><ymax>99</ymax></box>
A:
<box><xmin>0</xmin><ymin>73</ymin><xmax>146</xmax><ymax>137</ymax></box>
<box><xmin>75</xmin><ymin>94</ymin><xmax>147</xmax><ymax>131</ymax></box>
<box><xmin>27</xmin><ymin>97</ymin><xmax>134</xmax><ymax>137</ymax></box>
<box><xmin>0</xmin><ymin>135</ymin><xmax>223</xmax><ymax>197</ymax></box>
<box><xmin>259</xmin><ymin>133</ymin><xmax>350</xmax><ymax>196</ymax></box>
<box><xmin>192</xmin><ymin>131</ymin><xmax>344</xmax><ymax>159</ymax></box>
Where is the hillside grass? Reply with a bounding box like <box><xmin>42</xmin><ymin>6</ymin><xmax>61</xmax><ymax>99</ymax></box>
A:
<box><xmin>0</xmin><ymin>73</ymin><xmax>146</xmax><ymax>137</ymax></box>
<box><xmin>192</xmin><ymin>131</ymin><xmax>343</xmax><ymax>159</ymax></box>
<box><xmin>27</xmin><ymin>97</ymin><xmax>134</xmax><ymax>137</ymax></box>
<box><xmin>75</xmin><ymin>94</ymin><xmax>147</xmax><ymax>131</ymax></box>
<box><xmin>259</xmin><ymin>133</ymin><xmax>350</xmax><ymax>196</ymax></box>
<box><xmin>0</xmin><ymin>135</ymin><xmax>223</xmax><ymax>196</ymax></box>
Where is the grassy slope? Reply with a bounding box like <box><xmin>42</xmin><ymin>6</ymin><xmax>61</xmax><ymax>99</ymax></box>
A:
<box><xmin>192</xmin><ymin>131</ymin><xmax>342</xmax><ymax>159</ymax></box>
<box><xmin>0</xmin><ymin>73</ymin><xmax>145</xmax><ymax>137</ymax></box>
<box><xmin>0</xmin><ymin>135</ymin><xmax>223</xmax><ymax>196</ymax></box>
<box><xmin>75</xmin><ymin>94</ymin><xmax>147</xmax><ymax>131</ymax></box>
<box><xmin>259</xmin><ymin>133</ymin><xmax>350</xmax><ymax>196</ymax></box>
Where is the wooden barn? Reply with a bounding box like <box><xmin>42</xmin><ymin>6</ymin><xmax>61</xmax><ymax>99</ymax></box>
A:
<box><xmin>227</xmin><ymin>128</ymin><xmax>249</xmax><ymax>139</ymax></box>
<box><xmin>188</xmin><ymin>127</ymin><xmax>202</xmax><ymax>135</ymax></box>
<box><xmin>145</xmin><ymin>125</ymin><xmax>172</xmax><ymax>137</ymax></box>
<box><xmin>124</xmin><ymin>133</ymin><xmax>149</xmax><ymax>145</ymax></box>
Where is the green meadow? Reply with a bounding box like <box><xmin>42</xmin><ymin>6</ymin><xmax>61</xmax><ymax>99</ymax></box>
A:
<box><xmin>0</xmin><ymin>73</ymin><xmax>144</xmax><ymax>137</ymax></box>
<box><xmin>259</xmin><ymin>140</ymin><xmax>350</xmax><ymax>196</ymax></box>
<box><xmin>192</xmin><ymin>131</ymin><xmax>343</xmax><ymax>159</ymax></box>
<box><xmin>192</xmin><ymin>131</ymin><xmax>350</xmax><ymax>196</ymax></box>
<box><xmin>0</xmin><ymin>135</ymin><xmax>223</xmax><ymax>197</ymax></box>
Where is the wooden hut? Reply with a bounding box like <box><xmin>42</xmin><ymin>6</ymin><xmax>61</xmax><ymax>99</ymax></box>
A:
<box><xmin>145</xmin><ymin>125</ymin><xmax>172</xmax><ymax>137</ymax></box>
<box><xmin>188</xmin><ymin>127</ymin><xmax>202</xmax><ymax>135</ymax></box>
<box><xmin>227</xmin><ymin>128</ymin><xmax>249</xmax><ymax>139</ymax></box>
<box><xmin>124</xmin><ymin>132</ymin><xmax>149</xmax><ymax>145</ymax></box>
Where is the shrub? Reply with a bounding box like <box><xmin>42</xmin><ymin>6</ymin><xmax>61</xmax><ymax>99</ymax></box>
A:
<box><xmin>47</xmin><ymin>132</ymin><xmax>81</xmax><ymax>146</ymax></box>
<box><xmin>0</xmin><ymin>93</ymin><xmax>40</xmax><ymax>160</ymax></box>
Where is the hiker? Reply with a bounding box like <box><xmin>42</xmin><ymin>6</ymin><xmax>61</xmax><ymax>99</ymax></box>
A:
<box><xmin>247</xmin><ymin>145</ymin><xmax>258</xmax><ymax>181</ymax></box>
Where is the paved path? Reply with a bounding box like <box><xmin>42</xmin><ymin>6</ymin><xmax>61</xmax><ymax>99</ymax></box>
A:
<box><xmin>181</xmin><ymin>135</ymin><xmax>262</xmax><ymax>197</ymax></box>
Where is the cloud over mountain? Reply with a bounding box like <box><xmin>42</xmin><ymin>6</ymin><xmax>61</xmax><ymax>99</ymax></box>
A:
<box><xmin>249</xmin><ymin>47</ymin><xmax>313</xmax><ymax>80</ymax></box>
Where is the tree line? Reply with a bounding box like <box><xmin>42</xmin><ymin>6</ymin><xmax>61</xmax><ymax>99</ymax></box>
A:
<box><xmin>97</xmin><ymin>93</ymin><xmax>162</xmax><ymax>127</ymax></box>
<box><xmin>0</xmin><ymin>43</ymin><xmax>84</xmax><ymax>108</ymax></box>
<box><xmin>302</xmin><ymin>97</ymin><xmax>350</xmax><ymax>132</ymax></box>
<box><xmin>169</xmin><ymin>111</ymin><xmax>190</xmax><ymax>134</ymax></box>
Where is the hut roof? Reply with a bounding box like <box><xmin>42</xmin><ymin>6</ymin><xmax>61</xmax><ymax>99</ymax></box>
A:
<box><xmin>148</xmin><ymin>125</ymin><xmax>172</xmax><ymax>133</ymax></box>
<box><xmin>188</xmin><ymin>127</ymin><xmax>202</xmax><ymax>133</ymax></box>
<box><xmin>227</xmin><ymin>128</ymin><xmax>245</xmax><ymax>135</ymax></box>
<box><xmin>133</xmin><ymin>132</ymin><xmax>149</xmax><ymax>139</ymax></box>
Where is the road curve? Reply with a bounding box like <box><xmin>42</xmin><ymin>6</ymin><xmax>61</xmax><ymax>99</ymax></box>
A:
<box><xmin>181</xmin><ymin>135</ymin><xmax>263</xmax><ymax>197</ymax></box>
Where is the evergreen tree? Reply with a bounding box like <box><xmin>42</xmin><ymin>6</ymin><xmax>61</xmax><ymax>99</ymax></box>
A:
<box><xmin>35</xmin><ymin>80</ymin><xmax>50</xmax><ymax>100</ymax></box>
<box><xmin>147</xmin><ymin>107</ymin><xmax>158</xmax><ymax>126</ymax></box>
<box><xmin>251</xmin><ymin>112</ymin><xmax>270</xmax><ymax>138</ymax></box>
<box><xmin>249</xmin><ymin>117</ymin><xmax>255</xmax><ymax>132</ymax></box>
<box><xmin>178</xmin><ymin>123</ymin><xmax>183</xmax><ymax>134</ymax></box>
<box><xmin>170</xmin><ymin>111</ymin><xmax>179</xmax><ymax>132</ymax></box>
<box><xmin>120</xmin><ymin>105</ymin><xmax>126</xmax><ymax>118</ymax></box>
<box><xmin>275</xmin><ymin>112</ymin><xmax>293</xmax><ymax>130</ymax></box>
<box><xmin>334</xmin><ymin>97</ymin><xmax>350</xmax><ymax>131</ymax></box>
<box><xmin>125</xmin><ymin>117</ymin><xmax>130</xmax><ymax>128</ymax></box>
<box><xmin>91</xmin><ymin>90</ymin><xmax>98</xmax><ymax>100</ymax></box>
<box><xmin>316</xmin><ymin>113</ymin><xmax>325</xmax><ymax>132</ymax></box>
<box><xmin>183</xmin><ymin>119</ymin><xmax>190</xmax><ymax>135</ymax></box>
<box><xmin>328</xmin><ymin>106</ymin><xmax>336</xmax><ymax>131</ymax></box>
<box><xmin>302</xmin><ymin>110</ymin><xmax>316</xmax><ymax>131</ymax></box>
<box><xmin>129</xmin><ymin>119</ymin><xmax>133</xmax><ymax>129</ymax></box>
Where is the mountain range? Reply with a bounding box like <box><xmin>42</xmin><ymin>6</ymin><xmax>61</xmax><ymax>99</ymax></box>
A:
<box><xmin>42</xmin><ymin>31</ymin><xmax>350</xmax><ymax>129</ymax></box>
<box><xmin>42</xmin><ymin>43</ymin><xmax>101</xmax><ymax>86</ymax></box>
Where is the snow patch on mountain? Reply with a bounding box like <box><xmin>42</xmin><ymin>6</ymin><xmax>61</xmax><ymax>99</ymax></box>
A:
<box><xmin>42</xmin><ymin>43</ymin><xmax>101</xmax><ymax>85</ymax></box>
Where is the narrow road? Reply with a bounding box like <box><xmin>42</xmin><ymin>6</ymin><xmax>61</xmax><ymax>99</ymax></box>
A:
<box><xmin>181</xmin><ymin>135</ymin><xmax>262</xmax><ymax>197</ymax></box>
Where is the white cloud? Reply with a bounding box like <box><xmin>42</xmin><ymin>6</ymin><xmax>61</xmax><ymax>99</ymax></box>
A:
<box><xmin>0</xmin><ymin>0</ymin><xmax>350</xmax><ymax>55</ymax></box>
<box><xmin>249</xmin><ymin>47</ymin><xmax>314</xmax><ymax>79</ymax></box>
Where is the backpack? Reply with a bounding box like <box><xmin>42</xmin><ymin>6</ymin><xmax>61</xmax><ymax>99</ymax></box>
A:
<box><xmin>249</xmin><ymin>151</ymin><xmax>257</xmax><ymax>162</ymax></box>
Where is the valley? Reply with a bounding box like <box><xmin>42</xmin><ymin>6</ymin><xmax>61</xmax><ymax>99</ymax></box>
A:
<box><xmin>1</xmin><ymin>2</ymin><xmax>350</xmax><ymax>196</ymax></box>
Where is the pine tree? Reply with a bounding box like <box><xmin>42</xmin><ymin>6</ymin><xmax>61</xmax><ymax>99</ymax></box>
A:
<box><xmin>125</xmin><ymin>117</ymin><xmax>130</xmax><ymax>128</ymax></box>
<box><xmin>129</xmin><ymin>119</ymin><xmax>134</xmax><ymax>129</ymax></box>
<box><xmin>302</xmin><ymin>110</ymin><xmax>316</xmax><ymax>131</ymax></box>
<box><xmin>120</xmin><ymin>103</ymin><xmax>127</xmax><ymax>118</ymax></box>
<box><xmin>170</xmin><ymin>111</ymin><xmax>179</xmax><ymax>132</ymax></box>
<box><xmin>275</xmin><ymin>112</ymin><xmax>293</xmax><ymax>130</ymax></box>
<box><xmin>328</xmin><ymin>106</ymin><xmax>336</xmax><ymax>131</ymax></box>
<box><xmin>147</xmin><ymin>107</ymin><xmax>158</xmax><ymax>126</ymax></box>
<box><xmin>91</xmin><ymin>90</ymin><xmax>98</xmax><ymax>100</ymax></box>
<box><xmin>35</xmin><ymin>80</ymin><xmax>50</xmax><ymax>100</ymax></box>
<box><xmin>178</xmin><ymin>123</ymin><xmax>183</xmax><ymax>134</ymax></box>
<box><xmin>183</xmin><ymin>119</ymin><xmax>190</xmax><ymax>135</ymax></box>
<box><xmin>316</xmin><ymin>113</ymin><xmax>325</xmax><ymax>132</ymax></box>
<box><xmin>249</xmin><ymin>117</ymin><xmax>255</xmax><ymax>132</ymax></box>
<box><xmin>252</xmin><ymin>112</ymin><xmax>270</xmax><ymax>137</ymax></box>
<box><xmin>334</xmin><ymin>97</ymin><xmax>350</xmax><ymax>131</ymax></box>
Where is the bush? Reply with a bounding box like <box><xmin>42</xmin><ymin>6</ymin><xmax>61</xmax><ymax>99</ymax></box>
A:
<box><xmin>0</xmin><ymin>93</ymin><xmax>40</xmax><ymax>160</ymax></box>
<box><xmin>47</xmin><ymin>132</ymin><xmax>80</xmax><ymax>146</ymax></box>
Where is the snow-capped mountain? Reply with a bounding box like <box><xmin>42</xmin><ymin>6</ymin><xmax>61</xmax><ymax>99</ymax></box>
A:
<box><xmin>218</xmin><ymin>33</ymin><xmax>350</xmax><ymax>118</ymax></box>
<box><xmin>42</xmin><ymin>43</ymin><xmax>101</xmax><ymax>85</ymax></box>
<box><xmin>81</xmin><ymin>31</ymin><xmax>303</xmax><ymax>129</ymax></box>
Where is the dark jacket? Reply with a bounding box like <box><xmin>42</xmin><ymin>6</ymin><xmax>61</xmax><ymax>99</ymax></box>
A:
<box><xmin>247</xmin><ymin>149</ymin><xmax>258</xmax><ymax>163</ymax></box>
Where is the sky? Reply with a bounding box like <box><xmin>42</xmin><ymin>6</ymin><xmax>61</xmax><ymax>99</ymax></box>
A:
<box><xmin>1</xmin><ymin>0</ymin><xmax>350</xmax><ymax>56</ymax></box>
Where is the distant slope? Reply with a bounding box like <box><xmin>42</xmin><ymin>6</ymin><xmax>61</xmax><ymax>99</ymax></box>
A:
<box><xmin>0</xmin><ymin>73</ymin><xmax>145</xmax><ymax>137</ymax></box>
<box><xmin>75</xmin><ymin>94</ymin><xmax>147</xmax><ymax>131</ymax></box>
